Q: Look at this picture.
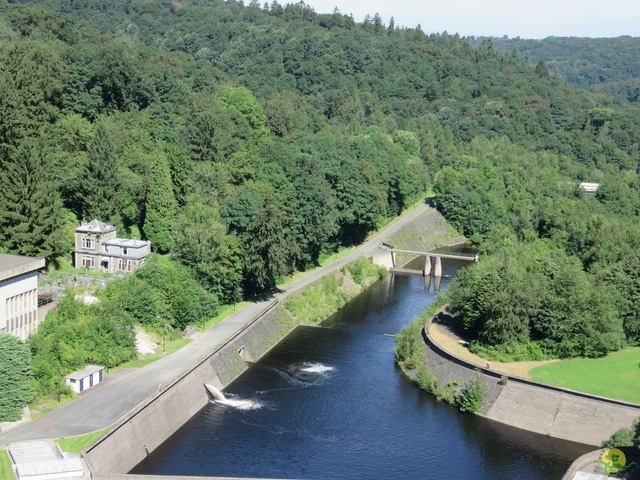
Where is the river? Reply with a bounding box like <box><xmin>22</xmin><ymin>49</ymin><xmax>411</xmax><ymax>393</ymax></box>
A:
<box><xmin>131</xmin><ymin>260</ymin><xmax>591</xmax><ymax>479</ymax></box>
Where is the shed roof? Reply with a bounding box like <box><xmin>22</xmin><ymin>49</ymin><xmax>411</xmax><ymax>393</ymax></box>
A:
<box><xmin>0</xmin><ymin>254</ymin><xmax>45</xmax><ymax>282</ymax></box>
<box><xmin>66</xmin><ymin>365</ymin><xmax>103</xmax><ymax>380</ymax></box>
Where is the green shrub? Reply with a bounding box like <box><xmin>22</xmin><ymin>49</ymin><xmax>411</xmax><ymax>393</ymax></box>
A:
<box><xmin>395</xmin><ymin>319</ymin><xmax>424</xmax><ymax>364</ymax></box>
<box><xmin>322</xmin><ymin>274</ymin><xmax>340</xmax><ymax>296</ymax></box>
<box><xmin>416</xmin><ymin>363</ymin><xmax>439</xmax><ymax>392</ymax></box>
<box><xmin>347</xmin><ymin>258</ymin><xmax>386</xmax><ymax>285</ymax></box>
<box><xmin>433</xmin><ymin>380</ymin><xmax>458</xmax><ymax>403</ymax></box>
<box><xmin>601</xmin><ymin>421</ymin><xmax>637</xmax><ymax>448</ymax></box>
<box><xmin>458</xmin><ymin>370</ymin><xmax>487</xmax><ymax>413</ymax></box>
<box><xmin>470</xmin><ymin>341</ymin><xmax>549</xmax><ymax>362</ymax></box>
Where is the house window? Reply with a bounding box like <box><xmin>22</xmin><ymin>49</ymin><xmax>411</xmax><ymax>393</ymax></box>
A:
<box><xmin>123</xmin><ymin>248</ymin><xmax>128</xmax><ymax>256</ymax></box>
<box><xmin>82</xmin><ymin>237</ymin><xmax>95</xmax><ymax>249</ymax></box>
<box><xmin>117</xmin><ymin>259</ymin><xmax>131</xmax><ymax>272</ymax></box>
<box><xmin>82</xmin><ymin>255</ymin><xmax>95</xmax><ymax>268</ymax></box>
<box><xmin>103</xmin><ymin>245</ymin><xmax>109</xmax><ymax>253</ymax></box>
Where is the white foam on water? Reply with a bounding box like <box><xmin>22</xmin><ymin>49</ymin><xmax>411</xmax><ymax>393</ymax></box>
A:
<box><xmin>206</xmin><ymin>384</ymin><xmax>263</xmax><ymax>410</ymax></box>
<box><xmin>301</xmin><ymin>363</ymin><xmax>334</xmax><ymax>374</ymax></box>
<box><xmin>216</xmin><ymin>397</ymin><xmax>263</xmax><ymax>411</ymax></box>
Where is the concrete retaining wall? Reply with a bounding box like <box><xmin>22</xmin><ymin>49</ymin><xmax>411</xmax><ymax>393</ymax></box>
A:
<box><xmin>372</xmin><ymin>209</ymin><xmax>465</xmax><ymax>270</ymax></box>
<box><xmin>423</xmin><ymin>316</ymin><xmax>640</xmax><ymax>446</ymax></box>
<box><xmin>84</xmin><ymin>262</ymin><xmax>382</xmax><ymax>477</ymax></box>
<box><xmin>84</xmin><ymin>302</ymin><xmax>287</xmax><ymax>476</ymax></box>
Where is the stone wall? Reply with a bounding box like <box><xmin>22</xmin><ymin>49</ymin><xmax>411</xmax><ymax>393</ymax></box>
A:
<box><xmin>423</xmin><ymin>316</ymin><xmax>640</xmax><ymax>446</ymax></box>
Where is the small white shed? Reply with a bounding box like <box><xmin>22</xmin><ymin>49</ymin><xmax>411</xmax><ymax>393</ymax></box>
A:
<box><xmin>66</xmin><ymin>365</ymin><xmax>104</xmax><ymax>393</ymax></box>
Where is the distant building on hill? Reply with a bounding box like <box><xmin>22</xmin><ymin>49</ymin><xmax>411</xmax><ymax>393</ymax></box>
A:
<box><xmin>74</xmin><ymin>219</ymin><xmax>151</xmax><ymax>274</ymax></box>
<box><xmin>0</xmin><ymin>254</ymin><xmax>46</xmax><ymax>341</ymax></box>
<box><xmin>579</xmin><ymin>182</ymin><xmax>600</xmax><ymax>194</ymax></box>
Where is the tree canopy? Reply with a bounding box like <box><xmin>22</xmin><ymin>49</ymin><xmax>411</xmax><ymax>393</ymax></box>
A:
<box><xmin>0</xmin><ymin>0</ymin><xmax>637</xmax><ymax>365</ymax></box>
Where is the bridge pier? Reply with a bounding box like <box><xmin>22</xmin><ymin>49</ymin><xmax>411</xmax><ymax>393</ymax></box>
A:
<box><xmin>423</xmin><ymin>255</ymin><xmax>431</xmax><ymax>276</ymax></box>
<box><xmin>386</xmin><ymin>248</ymin><xmax>476</xmax><ymax>279</ymax></box>
<box><xmin>433</xmin><ymin>256</ymin><xmax>442</xmax><ymax>277</ymax></box>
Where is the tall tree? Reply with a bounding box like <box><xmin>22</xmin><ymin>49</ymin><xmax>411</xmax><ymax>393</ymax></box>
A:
<box><xmin>0</xmin><ymin>139</ymin><xmax>66</xmax><ymax>262</ymax></box>
<box><xmin>80</xmin><ymin>123</ymin><xmax>120</xmax><ymax>222</ymax></box>
<box><xmin>143</xmin><ymin>153</ymin><xmax>176</xmax><ymax>253</ymax></box>
<box><xmin>173</xmin><ymin>200</ymin><xmax>243</xmax><ymax>304</ymax></box>
<box><xmin>0</xmin><ymin>333</ymin><xmax>35</xmax><ymax>422</ymax></box>
<box><xmin>243</xmin><ymin>195</ymin><xmax>298</xmax><ymax>292</ymax></box>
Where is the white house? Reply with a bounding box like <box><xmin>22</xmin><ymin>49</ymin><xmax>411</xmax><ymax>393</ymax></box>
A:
<box><xmin>74</xmin><ymin>219</ymin><xmax>151</xmax><ymax>274</ymax></box>
<box><xmin>0</xmin><ymin>254</ymin><xmax>46</xmax><ymax>341</ymax></box>
<box><xmin>66</xmin><ymin>365</ymin><xmax>104</xmax><ymax>394</ymax></box>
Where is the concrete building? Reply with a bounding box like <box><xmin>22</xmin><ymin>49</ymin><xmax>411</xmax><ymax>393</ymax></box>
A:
<box><xmin>0</xmin><ymin>254</ymin><xmax>46</xmax><ymax>341</ymax></box>
<box><xmin>66</xmin><ymin>365</ymin><xmax>104</xmax><ymax>394</ymax></box>
<box><xmin>74</xmin><ymin>219</ymin><xmax>151</xmax><ymax>274</ymax></box>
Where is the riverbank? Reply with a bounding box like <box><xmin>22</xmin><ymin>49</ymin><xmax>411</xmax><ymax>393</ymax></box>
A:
<box><xmin>419</xmin><ymin>311</ymin><xmax>640</xmax><ymax>446</ymax></box>
<box><xmin>83</xmin><ymin>257</ymin><xmax>387</xmax><ymax>476</ymax></box>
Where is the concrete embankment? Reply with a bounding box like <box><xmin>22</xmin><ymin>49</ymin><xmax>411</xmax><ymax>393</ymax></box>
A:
<box><xmin>84</xmin><ymin>301</ymin><xmax>283</xmax><ymax>476</ymax></box>
<box><xmin>82</xmin><ymin>204</ymin><xmax>454</xmax><ymax>477</ymax></box>
<box><xmin>83</xmin><ymin>266</ymin><xmax>382</xmax><ymax>476</ymax></box>
<box><xmin>423</xmin><ymin>315</ymin><xmax>640</xmax><ymax>446</ymax></box>
<box><xmin>371</xmin><ymin>208</ymin><xmax>464</xmax><ymax>269</ymax></box>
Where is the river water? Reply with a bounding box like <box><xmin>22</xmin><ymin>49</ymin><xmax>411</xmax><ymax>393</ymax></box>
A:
<box><xmin>132</xmin><ymin>261</ymin><xmax>591</xmax><ymax>479</ymax></box>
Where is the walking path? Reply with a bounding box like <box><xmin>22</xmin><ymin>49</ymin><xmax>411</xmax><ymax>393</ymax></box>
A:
<box><xmin>423</xmin><ymin>313</ymin><xmax>640</xmax><ymax>447</ymax></box>
<box><xmin>0</xmin><ymin>202</ymin><xmax>432</xmax><ymax>448</ymax></box>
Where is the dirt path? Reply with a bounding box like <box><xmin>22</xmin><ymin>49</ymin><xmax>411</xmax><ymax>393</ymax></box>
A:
<box><xmin>427</xmin><ymin>322</ymin><xmax>559</xmax><ymax>379</ymax></box>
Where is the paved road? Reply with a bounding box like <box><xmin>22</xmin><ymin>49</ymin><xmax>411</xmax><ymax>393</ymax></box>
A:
<box><xmin>0</xmin><ymin>202</ymin><xmax>431</xmax><ymax>447</ymax></box>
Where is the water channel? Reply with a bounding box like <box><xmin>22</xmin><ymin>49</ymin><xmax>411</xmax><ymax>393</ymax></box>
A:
<box><xmin>132</xmin><ymin>259</ymin><xmax>592</xmax><ymax>479</ymax></box>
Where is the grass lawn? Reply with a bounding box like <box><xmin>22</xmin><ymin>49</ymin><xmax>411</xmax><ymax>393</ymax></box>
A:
<box><xmin>56</xmin><ymin>427</ymin><xmax>111</xmax><ymax>454</ymax></box>
<box><xmin>529</xmin><ymin>347</ymin><xmax>640</xmax><ymax>404</ymax></box>
<box><xmin>0</xmin><ymin>449</ymin><xmax>15</xmax><ymax>480</ymax></box>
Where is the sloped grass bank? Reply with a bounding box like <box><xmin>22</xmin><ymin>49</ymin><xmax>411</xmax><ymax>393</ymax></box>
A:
<box><xmin>282</xmin><ymin>258</ymin><xmax>387</xmax><ymax>326</ymax></box>
<box><xmin>394</xmin><ymin>299</ymin><xmax>488</xmax><ymax>412</ymax></box>
<box><xmin>529</xmin><ymin>347</ymin><xmax>640</xmax><ymax>404</ymax></box>
<box><xmin>0</xmin><ymin>450</ymin><xmax>13</xmax><ymax>480</ymax></box>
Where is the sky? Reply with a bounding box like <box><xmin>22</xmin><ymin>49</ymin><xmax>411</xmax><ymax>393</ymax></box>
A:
<box><xmin>304</xmin><ymin>0</ymin><xmax>640</xmax><ymax>39</ymax></box>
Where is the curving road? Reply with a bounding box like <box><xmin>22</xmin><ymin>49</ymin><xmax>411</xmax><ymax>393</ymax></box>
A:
<box><xmin>0</xmin><ymin>202</ymin><xmax>432</xmax><ymax>447</ymax></box>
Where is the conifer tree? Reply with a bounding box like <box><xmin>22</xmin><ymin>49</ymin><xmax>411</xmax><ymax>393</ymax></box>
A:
<box><xmin>80</xmin><ymin>123</ymin><xmax>120</xmax><ymax>222</ymax></box>
<box><xmin>244</xmin><ymin>195</ymin><xmax>298</xmax><ymax>291</ymax></box>
<box><xmin>143</xmin><ymin>154</ymin><xmax>176</xmax><ymax>253</ymax></box>
<box><xmin>0</xmin><ymin>139</ymin><xmax>65</xmax><ymax>262</ymax></box>
<box><xmin>0</xmin><ymin>333</ymin><xmax>35</xmax><ymax>422</ymax></box>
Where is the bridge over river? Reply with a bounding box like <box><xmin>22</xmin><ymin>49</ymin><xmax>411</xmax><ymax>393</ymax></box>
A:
<box><xmin>382</xmin><ymin>244</ymin><xmax>479</xmax><ymax>277</ymax></box>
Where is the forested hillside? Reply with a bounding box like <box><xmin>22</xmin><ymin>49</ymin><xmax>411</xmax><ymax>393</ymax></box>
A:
<box><xmin>1</xmin><ymin>0</ymin><xmax>640</xmax><ymax>392</ymax></box>
<box><xmin>471</xmin><ymin>36</ymin><xmax>640</xmax><ymax>102</ymax></box>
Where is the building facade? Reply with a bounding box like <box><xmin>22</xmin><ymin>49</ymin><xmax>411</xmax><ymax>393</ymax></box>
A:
<box><xmin>0</xmin><ymin>254</ymin><xmax>46</xmax><ymax>341</ymax></box>
<box><xmin>66</xmin><ymin>365</ymin><xmax>104</xmax><ymax>393</ymax></box>
<box><xmin>74</xmin><ymin>220</ymin><xmax>151</xmax><ymax>274</ymax></box>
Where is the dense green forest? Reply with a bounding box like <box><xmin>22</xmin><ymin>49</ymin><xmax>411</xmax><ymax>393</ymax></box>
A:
<box><xmin>1</xmin><ymin>0</ymin><xmax>640</xmax><ymax>402</ymax></box>
<box><xmin>471</xmin><ymin>36</ymin><xmax>640</xmax><ymax>102</ymax></box>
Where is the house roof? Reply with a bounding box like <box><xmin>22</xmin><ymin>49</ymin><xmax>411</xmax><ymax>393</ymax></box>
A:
<box><xmin>75</xmin><ymin>219</ymin><xmax>117</xmax><ymax>234</ymax></box>
<box><xmin>0</xmin><ymin>254</ymin><xmax>46</xmax><ymax>282</ymax></box>
<box><xmin>103</xmin><ymin>238</ymin><xmax>150</xmax><ymax>248</ymax></box>
<box><xmin>66</xmin><ymin>365</ymin><xmax>103</xmax><ymax>380</ymax></box>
